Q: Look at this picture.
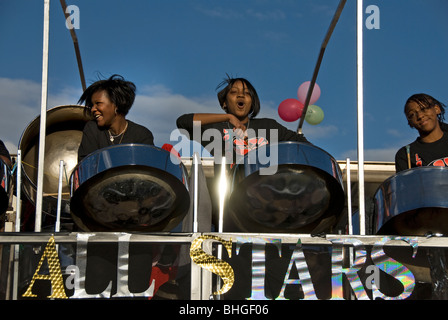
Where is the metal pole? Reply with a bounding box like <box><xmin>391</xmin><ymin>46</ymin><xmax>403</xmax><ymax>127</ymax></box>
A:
<box><xmin>218</xmin><ymin>157</ymin><xmax>227</xmax><ymax>234</ymax></box>
<box><xmin>35</xmin><ymin>0</ymin><xmax>51</xmax><ymax>232</ymax></box>
<box><xmin>216</xmin><ymin>157</ymin><xmax>227</xmax><ymax>300</ymax></box>
<box><xmin>59</xmin><ymin>0</ymin><xmax>86</xmax><ymax>91</ymax></box>
<box><xmin>12</xmin><ymin>150</ymin><xmax>22</xmax><ymax>300</ymax></box>
<box><xmin>15</xmin><ymin>150</ymin><xmax>22</xmax><ymax>233</ymax></box>
<box><xmin>346</xmin><ymin>158</ymin><xmax>353</xmax><ymax>236</ymax></box>
<box><xmin>297</xmin><ymin>0</ymin><xmax>347</xmax><ymax>134</ymax></box>
<box><xmin>55</xmin><ymin>160</ymin><xmax>64</xmax><ymax>232</ymax></box>
<box><xmin>357</xmin><ymin>0</ymin><xmax>366</xmax><ymax>235</ymax></box>
<box><xmin>192</xmin><ymin>153</ymin><xmax>199</xmax><ymax>233</ymax></box>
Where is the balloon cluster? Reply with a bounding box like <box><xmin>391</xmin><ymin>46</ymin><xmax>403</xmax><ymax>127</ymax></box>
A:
<box><xmin>278</xmin><ymin>81</ymin><xmax>324</xmax><ymax>125</ymax></box>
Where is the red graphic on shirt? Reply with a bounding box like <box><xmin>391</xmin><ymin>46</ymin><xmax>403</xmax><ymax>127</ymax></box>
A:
<box><xmin>415</xmin><ymin>153</ymin><xmax>422</xmax><ymax>167</ymax></box>
<box><xmin>429</xmin><ymin>157</ymin><xmax>448</xmax><ymax>167</ymax></box>
<box><xmin>223</xmin><ymin>129</ymin><xmax>269</xmax><ymax>155</ymax></box>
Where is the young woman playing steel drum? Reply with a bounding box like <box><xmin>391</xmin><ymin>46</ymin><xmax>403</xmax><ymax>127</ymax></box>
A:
<box><xmin>395</xmin><ymin>93</ymin><xmax>448</xmax><ymax>172</ymax></box>
<box><xmin>176</xmin><ymin>75</ymin><xmax>311</xmax><ymax>164</ymax></box>
<box><xmin>77</xmin><ymin>74</ymin><xmax>154</xmax><ymax>161</ymax></box>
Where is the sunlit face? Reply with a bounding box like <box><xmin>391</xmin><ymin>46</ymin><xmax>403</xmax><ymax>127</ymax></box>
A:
<box><xmin>91</xmin><ymin>90</ymin><xmax>117</xmax><ymax>128</ymax></box>
<box><xmin>224</xmin><ymin>81</ymin><xmax>252</xmax><ymax>122</ymax></box>
<box><xmin>405</xmin><ymin>101</ymin><xmax>441</xmax><ymax>133</ymax></box>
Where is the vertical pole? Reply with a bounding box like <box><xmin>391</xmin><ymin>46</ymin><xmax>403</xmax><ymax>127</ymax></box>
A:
<box><xmin>12</xmin><ymin>150</ymin><xmax>22</xmax><ymax>300</ymax></box>
<box><xmin>55</xmin><ymin>160</ymin><xmax>64</xmax><ymax>232</ymax></box>
<box><xmin>346</xmin><ymin>158</ymin><xmax>353</xmax><ymax>235</ymax></box>
<box><xmin>35</xmin><ymin>0</ymin><xmax>51</xmax><ymax>232</ymax></box>
<box><xmin>357</xmin><ymin>0</ymin><xmax>366</xmax><ymax>235</ymax></box>
<box><xmin>192</xmin><ymin>153</ymin><xmax>199</xmax><ymax>233</ymax></box>
<box><xmin>218</xmin><ymin>157</ymin><xmax>227</xmax><ymax>234</ymax></box>
<box><xmin>14</xmin><ymin>151</ymin><xmax>22</xmax><ymax>233</ymax></box>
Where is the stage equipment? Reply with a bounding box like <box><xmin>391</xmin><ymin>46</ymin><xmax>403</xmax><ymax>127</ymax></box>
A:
<box><xmin>227</xmin><ymin>142</ymin><xmax>345</xmax><ymax>233</ymax></box>
<box><xmin>374</xmin><ymin>166</ymin><xmax>448</xmax><ymax>236</ymax></box>
<box><xmin>18</xmin><ymin>105</ymin><xmax>90</xmax><ymax>220</ymax></box>
<box><xmin>70</xmin><ymin>144</ymin><xmax>190</xmax><ymax>232</ymax></box>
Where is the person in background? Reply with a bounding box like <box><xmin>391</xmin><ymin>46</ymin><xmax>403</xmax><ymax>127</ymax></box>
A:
<box><xmin>0</xmin><ymin>140</ymin><xmax>11</xmax><ymax>168</ymax></box>
<box><xmin>77</xmin><ymin>74</ymin><xmax>154</xmax><ymax>161</ymax></box>
<box><xmin>395</xmin><ymin>93</ymin><xmax>448</xmax><ymax>172</ymax></box>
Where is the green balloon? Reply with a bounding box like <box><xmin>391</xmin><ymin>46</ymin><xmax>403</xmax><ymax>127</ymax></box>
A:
<box><xmin>305</xmin><ymin>105</ymin><xmax>324</xmax><ymax>125</ymax></box>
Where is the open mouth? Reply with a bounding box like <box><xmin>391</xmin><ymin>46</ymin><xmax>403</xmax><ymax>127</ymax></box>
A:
<box><xmin>237</xmin><ymin>101</ymin><xmax>245</xmax><ymax>108</ymax></box>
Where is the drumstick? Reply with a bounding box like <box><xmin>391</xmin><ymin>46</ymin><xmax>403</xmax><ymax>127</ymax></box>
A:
<box><xmin>406</xmin><ymin>145</ymin><xmax>411</xmax><ymax>169</ymax></box>
<box><xmin>43</xmin><ymin>193</ymin><xmax>70</xmax><ymax>196</ymax></box>
<box><xmin>22</xmin><ymin>161</ymin><xmax>71</xmax><ymax>184</ymax></box>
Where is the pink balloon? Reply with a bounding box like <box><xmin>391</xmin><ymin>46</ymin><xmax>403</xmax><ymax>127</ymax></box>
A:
<box><xmin>297</xmin><ymin>81</ymin><xmax>321</xmax><ymax>105</ymax></box>
<box><xmin>278</xmin><ymin>98</ymin><xmax>304</xmax><ymax>122</ymax></box>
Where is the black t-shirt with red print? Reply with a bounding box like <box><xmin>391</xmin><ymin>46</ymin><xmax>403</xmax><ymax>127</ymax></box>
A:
<box><xmin>395</xmin><ymin>127</ymin><xmax>448</xmax><ymax>172</ymax></box>
<box><xmin>176</xmin><ymin>113</ymin><xmax>310</xmax><ymax>163</ymax></box>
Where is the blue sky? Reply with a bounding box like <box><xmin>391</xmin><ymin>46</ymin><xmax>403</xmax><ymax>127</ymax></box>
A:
<box><xmin>1</xmin><ymin>0</ymin><xmax>447</xmax><ymax>162</ymax></box>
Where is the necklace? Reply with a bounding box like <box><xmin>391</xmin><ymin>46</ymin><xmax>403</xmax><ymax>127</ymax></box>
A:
<box><xmin>108</xmin><ymin>121</ymin><xmax>128</xmax><ymax>144</ymax></box>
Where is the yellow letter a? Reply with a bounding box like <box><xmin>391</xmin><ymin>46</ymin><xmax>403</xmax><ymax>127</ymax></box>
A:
<box><xmin>22</xmin><ymin>236</ymin><xmax>68</xmax><ymax>299</ymax></box>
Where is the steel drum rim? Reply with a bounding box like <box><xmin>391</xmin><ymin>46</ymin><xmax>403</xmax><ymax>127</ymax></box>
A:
<box><xmin>69</xmin><ymin>144</ymin><xmax>190</xmax><ymax>232</ymax></box>
<box><xmin>70</xmin><ymin>143</ymin><xmax>188</xmax><ymax>193</ymax></box>
<box><xmin>227</xmin><ymin>142</ymin><xmax>345</xmax><ymax>233</ymax></box>
<box><xmin>374</xmin><ymin>165</ymin><xmax>448</xmax><ymax>189</ymax></box>
<box><xmin>374</xmin><ymin>166</ymin><xmax>448</xmax><ymax>234</ymax></box>
<box><xmin>18</xmin><ymin>104</ymin><xmax>88</xmax><ymax>150</ymax></box>
<box><xmin>19</xmin><ymin>105</ymin><xmax>87</xmax><ymax>189</ymax></box>
<box><xmin>18</xmin><ymin>105</ymin><xmax>89</xmax><ymax>192</ymax></box>
<box><xmin>70</xmin><ymin>165</ymin><xmax>190</xmax><ymax>232</ymax></box>
<box><xmin>233</xmin><ymin>141</ymin><xmax>344</xmax><ymax>186</ymax></box>
<box><xmin>18</xmin><ymin>104</ymin><xmax>90</xmax><ymax>219</ymax></box>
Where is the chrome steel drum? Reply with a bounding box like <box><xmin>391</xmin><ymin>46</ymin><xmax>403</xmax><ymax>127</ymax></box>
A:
<box><xmin>227</xmin><ymin>142</ymin><xmax>345</xmax><ymax>233</ymax></box>
<box><xmin>19</xmin><ymin>105</ymin><xmax>91</xmax><ymax>219</ymax></box>
<box><xmin>374</xmin><ymin>166</ymin><xmax>448</xmax><ymax>235</ymax></box>
<box><xmin>0</xmin><ymin>160</ymin><xmax>12</xmax><ymax>215</ymax></box>
<box><xmin>70</xmin><ymin>144</ymin><xmax>190</xmax><ymax>232</ymax></box>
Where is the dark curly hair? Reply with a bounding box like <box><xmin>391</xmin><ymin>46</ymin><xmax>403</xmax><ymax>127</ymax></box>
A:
<box><xmin>78</xmin><ymin>74</ymin><xmax>136</xmax><ymax>116</ymax></box>
<box><xmin>405</xmin><ymin>93</ymin><xmax>446</xmax><ymax>123</ymax></box>
<box><xmin>216</xmin><ymin>75</ymin><xmax>260</xmax><ymax>119</ymax></box>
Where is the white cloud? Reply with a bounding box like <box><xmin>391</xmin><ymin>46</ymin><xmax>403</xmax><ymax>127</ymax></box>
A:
<box><xmin>195</xmin><ymin>5</ymin><xmax>287</xmax><ymax>21</ymax></box>
<box><xmin>0</xmin><ymin>78</ymin><xmax>82</xmax><ymax>154</ymax></box>
<box><xmin>0</xmin><ymin>78</ymin><xmax>46</xmax><ymax>153</ymax></box>
<box><xmin>194</xmin><ymin>6</ymin><xmax>244</xmax><ymax>19</ymax></box>
<box><xmin>340</xmin><ymin>147</ymin><xmax>398</xmax><ymax>162</ymax></box>
<box><xmin>130</xmin><ymin>84</ymin><xmax>217</xmax><ymax>148</ymax></box>
<box><xmin>246</xmin><ymin>9</ymin><xmax>286</xmax><ymax>20</ymax></box>
<box><xmin>0</xmin><ymin>78</ymin><xmax>342</xmax><ymax>159</ymax></box>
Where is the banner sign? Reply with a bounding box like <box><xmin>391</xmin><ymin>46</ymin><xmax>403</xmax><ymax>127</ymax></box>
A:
<box><xmin>5</xmin><ymin>233</ymin><xmax>446</xmax><ymax>300</ymax></box>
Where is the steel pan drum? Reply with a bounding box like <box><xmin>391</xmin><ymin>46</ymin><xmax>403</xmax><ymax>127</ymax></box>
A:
<box><xmin>70</xmin><ymin>144</ymin><xmax>190</xmax><ymax>232</ymax></box>
<box><xmin>0</xmin><ymin>160</ymin><xmax>12</xmax><ymax>215</ymax></box>
<box><xmin>19</xmin><ymin>105</ymin><xmax>91</xmax><ymax>219</ymax></box>
<box><xmin>227</xmin><ymin>142</ymin><xmax>345</xmax><ymax>233</ymax></box>
<box><xmin>374</xmin><ymin>166</ymin><xmax>448</xmax><ymax>235</ymax></box>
